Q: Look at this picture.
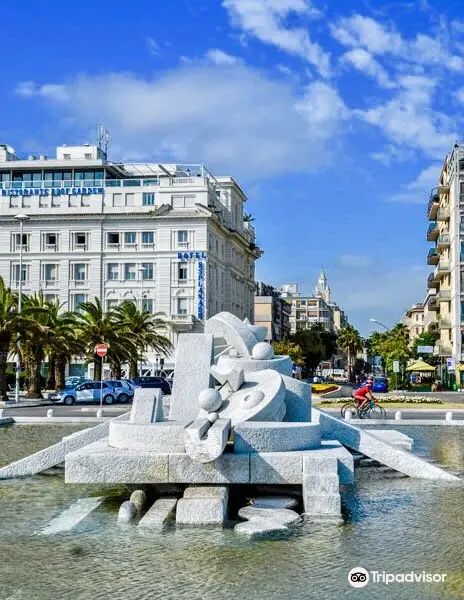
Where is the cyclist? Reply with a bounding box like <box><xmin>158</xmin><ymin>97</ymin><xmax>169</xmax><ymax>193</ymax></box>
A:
<box><xmin>353</xmin><ymin>377</ymin><xmax>375</xmax><ymax>414</ymax></box>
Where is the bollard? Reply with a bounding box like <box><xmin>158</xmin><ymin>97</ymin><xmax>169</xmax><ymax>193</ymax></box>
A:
<box><xmin>445</xmin><ymin>411</ymin><xmax>453</xmax><ymax>422</ymax></box>
<box><xmin>96</xmin><ymin>408</ymin><xmax>103</xmax><ymax>418</ymax></box>
<box><xmin>395</xmin><ymin>410</ymin><xmax>402</xmax><ymax>421</ymax></box>
<box><xmin>46</xmin><ymin>408</ymin><xmax>53</xmax><ymax>418</ymax></box>
<box><xmin>344</xmin><ymin>410</ymin><xmax>352</xmax><ymax>421</ymax></box>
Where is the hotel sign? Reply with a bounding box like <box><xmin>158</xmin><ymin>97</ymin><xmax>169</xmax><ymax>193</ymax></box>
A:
<box><xmin>1</xmin><ymin>186</ymin><xmax>104</xmax><ymax>197</ymax></box>
<box><xmin>198</xmin><ymin>261</ymin><xmax>205</xmax><ymax>320</ymax></box>
<box><xmin>177</xmin><ymin>251</ymin><xmax>207</xmax><ymax>260</ymax></box>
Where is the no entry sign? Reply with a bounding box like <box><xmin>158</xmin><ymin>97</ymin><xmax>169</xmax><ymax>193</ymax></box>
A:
<box><xmin>95</xmin><ymin>343</ymin><xmax>108</xmax><ymax>358</ymax></box>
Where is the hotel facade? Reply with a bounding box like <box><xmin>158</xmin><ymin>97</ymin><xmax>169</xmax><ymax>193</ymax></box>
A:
<box><xmin>0</xmin><ymin>142</ymin><xmax>261</xmax><ymax>374</ymax></box>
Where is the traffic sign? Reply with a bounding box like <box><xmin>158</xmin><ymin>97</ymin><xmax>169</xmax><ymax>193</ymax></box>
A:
<box><xmin>95</xmin><ymin>343</ymin><xmax>108</xmax><ymax>358</ymax></box>
<box><xmin>393</xmin><ymin>360</ymin><xmax>400</xmax><ymax>373</ymax></box>
<box><xmin>417</xmin><ymin>346</ymin><xmax>434</xmax><ymax>354</ymax></box>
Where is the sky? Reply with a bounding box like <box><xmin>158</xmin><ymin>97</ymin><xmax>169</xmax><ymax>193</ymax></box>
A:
<box><xmin>1</xmin><ymin>0</ymin><xmax>463</xmax><ymax>335</ymax></box>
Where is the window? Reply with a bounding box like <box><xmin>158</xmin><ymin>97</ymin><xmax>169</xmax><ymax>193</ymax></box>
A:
<box><xmin>13</xmin><ymin>233</ymin><xmax>29</xmax><ymax>251</ymax></box>
<box><xmin>125</xmin><ymin>193</ymin><xmax>134</xmax><ymax>206</ymax></box>
<box><xmin>177</xmin><ymin>230</ymin><xmax>188</xmax><ymax>247</ymax></box>
<box><xmin>44</xmin><ymin>264</ymin><xmax>58</xmax><ymax>282</ymax></box>
<box><xmin>107</xmin><ymin>232</ymin><xmax>120</xmax><ymax>245</ymax></box>
<box><xmin>74</xmin><ymin>233</ymin><xmax>87</xmax><ymax>248</ymax></box>
<box><xmin>44</xmin><ymin>294</ymin><xmax>57</xmax><ymax>303</ymax></box>
<box><xmin>73</xmin><ymin>263</ymin><xmax>87</xmax><ymax>281</ymax></box>
<box><xmin>45</xmin><ymin>233</ymin><xmax>57</xmax><ymax>248</ymax></box>
<box><xmin>107</xmin><ymin>263</ymin><xmax>119</xmax><ymax>281</ymax></box>
<box><xmin>63</xmin><ymin>153</ymin><xmax>71</xmax><ymax>160</ymax></box>
<box><xmin>142</xmin><ymin>298</ymin><xmax>153</xmax><ymax>313</ymax></box>
<box><xmin>177</xmin><ymin>297</ymin><xmax>188</xmax><ymax>315</ymax></box>
<box><xmin>72</xmin><ymin>294</ymin><xmax>86</xmax><ymax>311</ymax></box>
<box><xmin>125</xmin><ymin>263</ymin><xmax>136</xmax><ymax>280</ymax></box>
<box><xmin>106</xmin><ymin>299</ymin><xmax>118</xmax><ymax>311</ymax></box>
<box><xmin>142</xmin><ymin>263</ymin><xmax>154</xmax><ymax>280</ymax></box>
<box><xmin>125</xmin><ymin>232</ymin><xmax>136</xmax><ymax>245</ymax></box>
<box><xmin>84</xmin><ymin>153</ymin><xmax>92</xmax><ymax>159</ymax></box>
<box><xmin>12</xmin><ymin>264</ymin><xmax>29</xmax><ymax>284</ymax></box>
<box><xmin>141</xmin><ymin>231</ymin><xmax>154</xmax><ymax>245</ymax></box>
<box><xmin>178</xmin><ymin>262</ymin><xmax>188</xmax><ymax>281</ymax></box>
<box><xmin>143</xmin><ymin>193</ymin><xmax>155</xmax><ymax>206</ymax></box>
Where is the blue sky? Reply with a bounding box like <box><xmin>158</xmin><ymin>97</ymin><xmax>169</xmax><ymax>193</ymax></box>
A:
<box><xmin>1</xmin><ymin>0</ymin><xmax>463</xmax><ymax>335</ymax></box>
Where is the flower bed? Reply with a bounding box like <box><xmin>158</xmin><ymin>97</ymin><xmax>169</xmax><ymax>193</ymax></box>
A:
<box><xmin>311</xmin><ymin>384</ymin><xmax>339</xmax><ymax>394</ymax></box>
<box><xmin>320</xmin><ymin>395</ymin><xmax>443</xmax><ymax>405</ymax></box>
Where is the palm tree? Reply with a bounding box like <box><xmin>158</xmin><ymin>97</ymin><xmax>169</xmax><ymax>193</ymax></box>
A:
<box><xmin>20</xmin><ymin>291</ymin><xmax>53</xmax><ymax>398</ymax></box>
<box><xmin>0</xmin><ymin>277</ymin><xmax>18</xmax><ymax>401</ymax></box>
<box><xmin>73</xmin><ymin>298</ymin><xmax>135</xmax><ymax>380</ymax></box>
<box><xmin>243</xmin><ymin>212</ymin><xmax>255</xmax><ymax>223</ymax></box>
<box><xmin>114</xmin><ymin>301</ymin><xmax>172</xmax><ymax>378</ymax></box>
<box><xmin>44</xmin><ymin>300</ymin><xmax>83</xmax><ymax>390</ymax></box>
<box><xmin>337</xmin><ymin>324</ymin><xmax>363</xmax><ymax>383</ymax></box>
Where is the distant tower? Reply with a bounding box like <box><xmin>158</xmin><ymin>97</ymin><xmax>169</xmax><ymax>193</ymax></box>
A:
<box><xmin>315</xmin><ymin>269</ymin><xmax>331</xmax><ymax>303</ymax></box>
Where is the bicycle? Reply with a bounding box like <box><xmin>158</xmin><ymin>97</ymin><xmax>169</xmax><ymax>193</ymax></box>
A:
<box><xmin>340</xmin><ymin>398</ymin><xmax>387</xmax><ymax>420</ymax></box>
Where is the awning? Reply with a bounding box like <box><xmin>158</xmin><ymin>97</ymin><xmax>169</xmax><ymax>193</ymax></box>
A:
<box><xmin>405</xmin><ymin>360</ymin><xmax>436</xmax><ymax>372</ymax></box>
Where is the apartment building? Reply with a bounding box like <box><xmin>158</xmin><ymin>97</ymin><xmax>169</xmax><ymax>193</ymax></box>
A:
<box><xmin>254</xmin><ymin>281</ymin><xmax>291</xmax><ymax>342</ymax></box>
<box><xmin>425</xmin><ymin>143</ymin><xmax>464</xmax><ymax>382</ymax></box>
<box><xmin>279</xmin><ymin>271</ymin><xmax>347</xmax><ymax>334</ymax></box>
<box><xmin>0</xmin><ymin>141</ymin><xmax>262</xmax><ymax>373</ymax></box>
<box><xmin>402</xmin><ymin>303</ymin><xmax>425</xmax><ymax>342</ymax></box>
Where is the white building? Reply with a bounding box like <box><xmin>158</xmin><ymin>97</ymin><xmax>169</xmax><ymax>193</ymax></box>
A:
<box><xmin>0</xmin><ymin>142</ymin><xmax>261</xmax><ymax>374</ymax></box>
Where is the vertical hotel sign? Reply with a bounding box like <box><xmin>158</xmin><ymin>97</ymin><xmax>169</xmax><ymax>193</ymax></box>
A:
<box><xmin>176</xmin><ymin>251</ymin><xmax>207</xmax><ymax>320</ymax></box>
<box><xmin>198</xmin><ymin>261</ymin><xmax>205</xmax><ymax>319</ymax></box>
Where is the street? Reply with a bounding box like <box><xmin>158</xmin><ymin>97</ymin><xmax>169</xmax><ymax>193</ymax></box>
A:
<box><xmin>0</xmin><ymin>404</ymin><xmax>128</xmax><ymax>418</ymax></box>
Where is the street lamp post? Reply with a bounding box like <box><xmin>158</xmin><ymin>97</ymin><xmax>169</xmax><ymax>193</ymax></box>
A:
<box><xmin>14</xmin><ymin>214</ymin><xmax>30</xmax><ymax>403</ymax></box>
<box><xmin>137</xmin><ymin>266</ymin><xmax>146</xmax><ymax>377</ymax></box>
<box><xmin>369</xmin><ymin>318</ymin><xmax>389</xmax><ymax>331</ymax></box>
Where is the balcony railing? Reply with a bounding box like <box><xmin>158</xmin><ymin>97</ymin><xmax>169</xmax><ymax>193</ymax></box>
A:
<box><xmin>0</xmin><ymin>176</ymin><xmax>212</xmax><ymax>191</ymax></box>
<box><xmin>435</xmin><ymin>261</ymin><xmax>451</xmax><ymax>276</ymax></box>
<box><xmin>434</xmin><ymin>341</ymin><xmax>452</xmax><ymax>356</ymax></box>
<box><xmin>427</xmin><ymin>248</ymin><xmax>439</xmax><ymax>265</ymax></box>
<box><xmin>427</xmin><ymin>272</ymin><xmax>439</xmax><ymax>288</ymax></box>
<box><xmin>427</xmin><ymin>193</ymin><xmax>439</xmax><ymax>220</ymax></box>
<box><xmin>427</xmin><ymin>222</ymin><xmax>438</xmax><ymax>241</ymax></box>
<box><xmin>437</xmin><ymin>289</ymin><xmax>451</xmax><ymax>301</ymax></box>
<box><xmin>439</xmin><ymin>318</ymin><xmax>452</xmax><ymax>329</ymax></box>
<box><xmin>437</xmin><ymin>207</ymin><xmax>450</xmax><ymax>221</ymax></box>
<box><xmin>40</xmin><ymin>279</ymin><xmax>59</xmax><ymax>287</ymax></box>
<box><xmin>437</xmin><ymin>233</ymin><xmax>450</xmax><ymax>248</ymax></box>
<box><xmin>70</xmin><ymin>279</ymin><xmax>89</xmax><ymax>287</ymax></box>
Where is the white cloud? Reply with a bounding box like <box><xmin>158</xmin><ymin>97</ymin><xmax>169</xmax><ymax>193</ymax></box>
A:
<box><xmin>340</xmin><ymin>48</ymin><xmax>395</xmax><ymax>88</ymax></box>
<box><xmin>388</xmin><ymin>164</ymin><xmax>442</xmax><ymax>203</ymax></box>
<box><xmin>15</xmin><ymin>65</ymin><xmax>349</xmax><ymax>179</ymax></box>
<box><xmin>205</xmin><ymin>49</ymin><xmax>241</xmax><ymax>65</ymax></box>
<box><xmin>338</xmin><ymin>254</ymin><xmax>374</xmax><ymax>268</ymax></box>
<box><xmin>355</xmin><ymin>75</ymin><xmax>456</xmax><ymax>157</ymax></box>
<box><xmin>222</xmin><ymin>0</ymin><xmax>330</xmax><ymax>76</ymax></box>
<box><xmin>330</xmin><ymin>14</ymin><xmax>464</xmax><ymax>71</ymax></box>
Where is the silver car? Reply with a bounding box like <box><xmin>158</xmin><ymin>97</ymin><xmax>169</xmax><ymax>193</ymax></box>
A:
<box><xmin>51</xmin><ymin>381</ymin><xmax>117</xmax><ymax>405</ymax></box>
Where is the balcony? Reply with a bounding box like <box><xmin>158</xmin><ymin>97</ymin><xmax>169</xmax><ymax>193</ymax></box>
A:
<box><xmin>437</xmin><ymin>207</ymin><xmax>450</xmax><ymax>221</ymax></box>
<box><xmin>427</xmin><ymin>192</ymin><xmax>439</xmax><ymax>220</ymax></box>
<box><xmin>44</xmin><ymin>243</ymin><xmax>59</xmax><ymax>252</ymax></box>
<box><xmin>434</xmin><ymin>341</ymin><xmax>452</xmax><ymax>356</ymax></box>
<box><xmin>427</xmin><ymin>272</ymin><xmax>439</xmax><ymax>289</ymax></box>
<box><xmin>439</xmin><ymin>318</ymin><xmax>452</xmax><ymax>329</ymax></box>
<box><xmin>40</xmin><ymin>279</ymin><xmax>59</xmax><ymax>288</ymax></box>
<box><xmin>427</xmin><ymin>248</ymin><xmax>439</xmax><ymax>265</ymax></box>
<box><xmin>170</xmin><ymin>314</ymin><xmax>196</xmax><ymax>328</ymax></box>
<box><xmin>437</xmin><ymin>289</ymin><xmax>451</xmax><ymax>302</ymax></box>
<box><xmin>435</xmin><ymin>261</ymin><xmax>451</xmax><ymax>277</ymax></box>
<box><xmin>427</xmin><ymin>222</ymin><xmax>438</xmax><ymax>241</ymax></box>
<box><xmin>437</xmin><ymin>233</ymin><xmax>450</xmax><ymax>249</ymax></box>
<box><xmin>70</xmin><ymin>279</ymin><xmax>89</xmax><ymax>288</ymax></box>
<box><xmin>106</xmin><ymin>243</ymin><xmax>120</xmax><ymax>251</ymax></box>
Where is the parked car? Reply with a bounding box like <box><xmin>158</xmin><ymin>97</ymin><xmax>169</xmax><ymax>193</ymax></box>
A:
<box><xmin>130</xmin><ymin>376</ymin><xmax>172</xmax><ymax>394</ymax></box>
<box><xmin>372</xmin><ymin>377</ymin><xmax>388</xmax><ymax>393</ymax></box>
<box><xmin>105</xmin><ymin>380</ymin><xmax>135</xmax><ymax>403</ymax></box>
<box><xmin>50</xmin><ymin>381</ymin><xmax>119</xmax><ymax>405</ymax></box>
<box><xmin>64</xmin><ymin>376</ymin><xmax>92</xmax><ymax>388</ymax></box>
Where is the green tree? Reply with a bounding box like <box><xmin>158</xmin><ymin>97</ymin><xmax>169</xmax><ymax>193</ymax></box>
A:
<box><xmin>272</xmin><ymin>340</ymin><xmax>305</xmax><ymax>367</ymax></box>
<box><xmin>114</xmin><ymin>301</ymin><xmax>172</xmax><ymax>378</ymax></box>
<box><xmin>74</xmin><ymin>298</ymin><xmax>134</xmax><ymax>381</ymax></box>
<box><xmin>0</xmin><ymin>277</ymin><xmax>18</xmax><ymax>401</ymax></box>
<box><xmin>289</xmin><ymin>324</ymin><xmax>337</xmax><ymax>376</ymax></box>
<box><xmin>336</xmin><ymin>324</ymin><xmax>363</xmax><ymax>382</ymax></box>
<box><xmin>367</xmin><ymin>323</ymin><xmax>412</xmax><ymax>388</ymax></box>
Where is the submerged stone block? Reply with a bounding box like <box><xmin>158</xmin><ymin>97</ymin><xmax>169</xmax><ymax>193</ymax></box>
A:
<box><xmin>234</xmin><ymin>422</ymin><xmax>321</xmax><ymax>454</ymax></box>
<box><xmin>138</xmin><ymin>498</ymin><xmax>178</xmax><ymax>529</ymax></box>
<box><xmin>176</xmin><ymin>486</ymin><xmax>229</xmax><ymax>526</ymax></box>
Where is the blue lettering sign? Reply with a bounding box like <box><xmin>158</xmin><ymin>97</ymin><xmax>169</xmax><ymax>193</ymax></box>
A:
<box><xmin>1</xmin><ymin>186</ymin><xmax>104</xmax><ymax>197</ymax></box>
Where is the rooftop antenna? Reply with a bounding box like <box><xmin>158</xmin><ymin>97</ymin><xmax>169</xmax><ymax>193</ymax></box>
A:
<box><xmin>98</xmin><ymin>122</ymin><xmax>110</xmax><ymax>155</ymax></box>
